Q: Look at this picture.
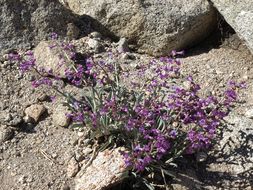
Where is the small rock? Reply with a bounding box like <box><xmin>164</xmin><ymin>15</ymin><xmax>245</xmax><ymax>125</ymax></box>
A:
<box><xmin>24</xmin><ymin>104</ymin><xmax>46</xmax><ymax>123</ymax></box>
<box><xmin>82</xmin><ymin>139</ymin><xmax>91</xmax><ymax>146</ymax></box>
<box><xmin>23</xmin><ymin>115</ymin><xmax>33</xmax><ymax>123</ymax></box>
<box><xmin>2</xmin><ymin>54</ymin><xmax>9</xmax><ymax>61</ymax></box>
<box><xmin>26</xmin><ymin>176</ymin><xmax>33</xmax><ymax>183</ymax></box>
<box><xmin>89</xmin><ymin>31</ymin><xmax>102</xmax><ymax>39</ymax></box>
<box><xmin>75</xmin><ymin>150</ymin><xmax>85</xmax><ymax>162</ymax></box>
<box><xmin>37</xmin><ymin>94</ymin><xmax>49</xmax><ymax>102</ymax></box>
<box><xmin>245</xmin><ymin>108</ymin><xmax>253</xmax><ymax>119</ymax></box>
<box><xmin>67</xmin><ymin>23</ymin><xmax>80</xmax><ymax>39</ymax></box>
<box><xmin>82</xmin><ymin>147</ymin><xmax>92</xmax><ymax>156</ymax></box>
<box><xmin>4</xmin><ymin>113</ymin><xmax>12</xmax><ymax>122</ymax></box>
<box><xmin>242</xmin><ymin>75</ymin><xmax>249</xmax><ymax>80</ymax></box>
<box><xmin>52</xmin><ymin>153</ymin><xmax>58</xmax><ymax>159</ymax></box>
<box><xmin>0</xmin><ymin>126</ymin><xmax>14</xmax><ymax>144</ymax></box>
<box><xmin>121</xmin><ymin>53</ymin><xmax>130</xmax><ymax>60</ymax></box>
<box><xmin>121</xmin><ymin>52</ymin><xmax>136</xmax><ymax>60</ymax></box>
<box><xmin>196</xmin><ymin>152</ymin><xmax>207</xmax><ymax>162</ymax></box>
<box><xmin>62</xmin><ymin>185</ymin><xmax>71</xmax><ymax>190</ymax></box>
<box><xmin>71</xmin><ymin>138</ymin><xmax>79</xmax><ymax>146</ymax></box>
<box><xmin>8</xmin><ymin>115</ymin><xmax>23</xmax><ymax>126</ymax></box>
<box><xmin>117</xmin><ymin>38</ymin><xmax>129</xmax><ymax>53</ymax></box>
<box><xmin>87</xmin><ymin>39</ymin><xmax>104</xmax><ymax>53</ymax></box>
<box><xmin>52</xmin><ymin>105</ymin><xmax>70</xmax><ymax>127</ymax></box>
<box><xmin>18</xmin><ymin>175</ymin><xmax>26</xmax><ymax>184</ymax></box>
<box><xmin>183</xmin><ymin>81</ymin><xmax>191</xmax><ymax>90</ymax></box>
<box><xmin>67</xmin><ymin>157</ymin><xmax>80</xmax><ymax>177</ymax></box>
<box><xmin>77</xmin><ymin>132</ymin><xmax>85</xmax><ymax>138</ymax></box>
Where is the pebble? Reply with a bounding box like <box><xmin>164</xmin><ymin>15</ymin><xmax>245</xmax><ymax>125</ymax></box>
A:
<box><xmin>37</xmin><ymin>94</ymin><xmax>49</xmax><ymax>102</ymax></box>
<box><xmin>52</xmin><ymin>110</ymin><xmax>70</xmax><ymax>128</ymax></box>
<box><xmin>24</xmin><ymin>104</ymin><xmax>46</xmax><ymax>123</ymax></box>
<box><xmin>77</xmin><ymin>132</ymin><xmax>85</xmax><ymax>138</ymax></box>
<box><xmin>67</xmin><ymin>23</ymin><xmax>80</xmax><ymax>39</ymax></box>
<box><xmin>52</xmin><ymin>153</ymin><xmax>58</xmax><ymax>159</ymax></box>
<box><xmin>87</xmin><ymin>39</ymin><xmax>104</xmax><ymax>53</ymax></box>
<box><xmin>75</xmin><ymin>150</ymin><xmax>85</xmax><ymax>162</ymax></box>
<box><xmin>82</xmin><ymin>147</ymin><xmax>92</xmax><ymax>156</ymax></box>
<box><xmin>183</xmin><ymin>81</ymin><xmax>191</xmax><ymax>90</ymax></box>
<box><xmin>242</xmin><ymin>75</ymin><xmax>249</xmax><ymax>80</ymax></box>
<box><xmin>244</xmin><ymin>108</ymin><xmax>253</xmax><ymax>119</ymax></box>
<box><xmin>67</xmin><ymin>157</ymin><xmax>79</xmax><ymax>177</ymax></box>
<box><xmin>121</xmin><ymin>52</ymin><xmax>136</xmax><ymax>60</ymax></box>
<box><xmin>8</xmin><ymin>115</ymin><xmax>23</xmax><ymax>126</ymax></box>
<box><xmin>71</xmin><ymin>138</ymin><xmax>79</xmax><ymax>146</ymax></box>
<box><xmin>62</xmin><ymin>185</ymin><xmax>70</xmax><ymax>190</ymax></box>
<box><xmin>0</xmin><ymin>126</ymin><xmax>14</xmax><ymax>144</ymax></box>
<box><xmin>82</xmin><ymin>139</ymin><xmax>91</xmax><ymax>146</ymax></box>
<box><xmin>89</xmin><ymin>31</ymin><xmax>102</xmax><ymax>39</ymax></box>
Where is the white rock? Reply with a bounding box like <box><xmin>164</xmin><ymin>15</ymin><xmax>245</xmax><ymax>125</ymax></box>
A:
<box><xmin>86</xmin><ymin>39</ymin><xmax>104</xmax><ymax>53</ymax></box>
<box><xmin>82</xmin><ymin>147</ymin><xmax>92</xmax><ymax>156</ymax></box>
<box><xmin>52</xmin><ymin>105</ymin><xmax>70</xmax><ymax>127</ymax></box>
<box><xmin>245</xmin><ymin>108</ymin><xmax>253</xmax><ymax>119</ymax></box>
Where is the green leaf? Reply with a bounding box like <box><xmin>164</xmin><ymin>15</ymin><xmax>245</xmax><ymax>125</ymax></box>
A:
<box><xmin>161</xmin><ymin>169</ymin><xmax>176</xmax><ymax>178</ymax></box>
<box><xmin>70</xmin><ymin>123</ymin><xmax>84</xmax><ymax>129</ymax></box>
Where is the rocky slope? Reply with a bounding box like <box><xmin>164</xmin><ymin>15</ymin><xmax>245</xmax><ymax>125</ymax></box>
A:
<box><xmin>0</xmin><ymin>0</ymin><xmax>253</xmax><ymax>189</ymax></box>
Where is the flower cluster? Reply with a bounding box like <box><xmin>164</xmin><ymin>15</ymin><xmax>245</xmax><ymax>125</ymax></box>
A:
<box><xmin>9</xmin><ymin>36</ymin><xmax>245</xmax><ymax>177</ymax></box>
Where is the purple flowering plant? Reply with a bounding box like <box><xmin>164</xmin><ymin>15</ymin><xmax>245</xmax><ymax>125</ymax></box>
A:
<box><xmin>9</xmin><ymin>36</ymin><xmax>245</xmax><ymax>188</ymax></box>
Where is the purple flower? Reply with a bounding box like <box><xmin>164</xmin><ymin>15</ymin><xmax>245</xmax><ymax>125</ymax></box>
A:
<box><xmin>169</xmin><ymin>130</ymin><xmax>177</xmax><ymax>138</ymax></box>
<box><xmin>8</xmin><ymin>53</ymin><xmax>21</xmax><ymax>61</ymax></box>
<box><xmin>225</xmin><ymin>89</ymin><xmax>237</xmax><ymax>100</ymax></box>
<box><xmin>31</xmin><ymin>77</ymin><xmax>52</xmax><ymax>88</ymax></box>
<box><xmin>50</xmin><ymin>32</ymin><xmax>58</xmax><ymax>40</ymax></box>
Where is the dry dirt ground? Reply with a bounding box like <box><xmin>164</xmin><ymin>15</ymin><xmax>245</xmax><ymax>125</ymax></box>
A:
<box><xmin>0</xmin><ymin>32</ymin><xmax>252</xmax><ymax>190</ymax></box>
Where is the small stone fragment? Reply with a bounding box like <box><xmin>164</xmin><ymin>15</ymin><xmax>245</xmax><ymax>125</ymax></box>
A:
<box><xmin>82</xmin><ymin>147</ymin><xmax>92</xmax><ymax>156</ymax></box>
<box><xmin>86</xmin><ymin>38</ymin><xmax>104</xmax><ymax>53</ymax></box>
<box><xmin>24</xmin><ymin>104</ymin><xmax>46</xmax><ymax>123</ymax></box>
<box><xmin>183</xmin><ymin>81</ymin><xmax>191</xmax><ymax>90</ymax></box>
<box><xmin>89</xmin><ymin>31</ymin><xmax>102</xmax><ymax>39</ymax></box>
<box><xmin>67</xmin><ymin>23</ymin><xmax>80</xmax><ymax>39</ymax></box>
<box><xmin>8</xmin><ymin>115</ymin><xmax>23</xmax><ymax>126</ymax></box>
<box><xmin>245</xmin><ymin>108</ymin><xmax>253</xmax><ymax>119</ymax></box>
<box><xmin>0</xmin><ymin>126</ymin><xmax>14</xmax><ymax>144</ymax></box>
<box><xmin>62</xmin><ymin>184</ymin><xmax>71</xmax><ymax>190</ymax></box>
<box><xmin>37</xmin><ymin>94</ymin><xmax>49</xmax><ymax>102</ymax></box>
<box><xmin>117</xmin><ymin>38</ymin><xmax>129</xmax><ymax>53</ymax></box>
<box><xmin>67</xmin><ymin>157</ymin><xmax>80</xmax><ymax>177</ymax></box>
<box><xmin>75</xmin><ymin>150</ymin><xmax>85</xmax><ymax>162</ymax></box>
<box><xmin>52</xmin><ymin>106</ymin><xmax>70</xmax><ymax>127</ymax></box>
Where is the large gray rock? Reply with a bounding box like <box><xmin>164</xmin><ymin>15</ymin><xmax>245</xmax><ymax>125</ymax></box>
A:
<box><xmin>0</xmin><ymin>0</ymin><xmax>81</xmax><ymax>53</ymax></box>
<box><xmin>210</xmin><ymin>0</ymin><xmax>253</xmax><ymax>54</ymax></box>
<box><xmin>62</xmin><ymin>0</ymin><xmax>216</xmax><ymax>56</ymax></box>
